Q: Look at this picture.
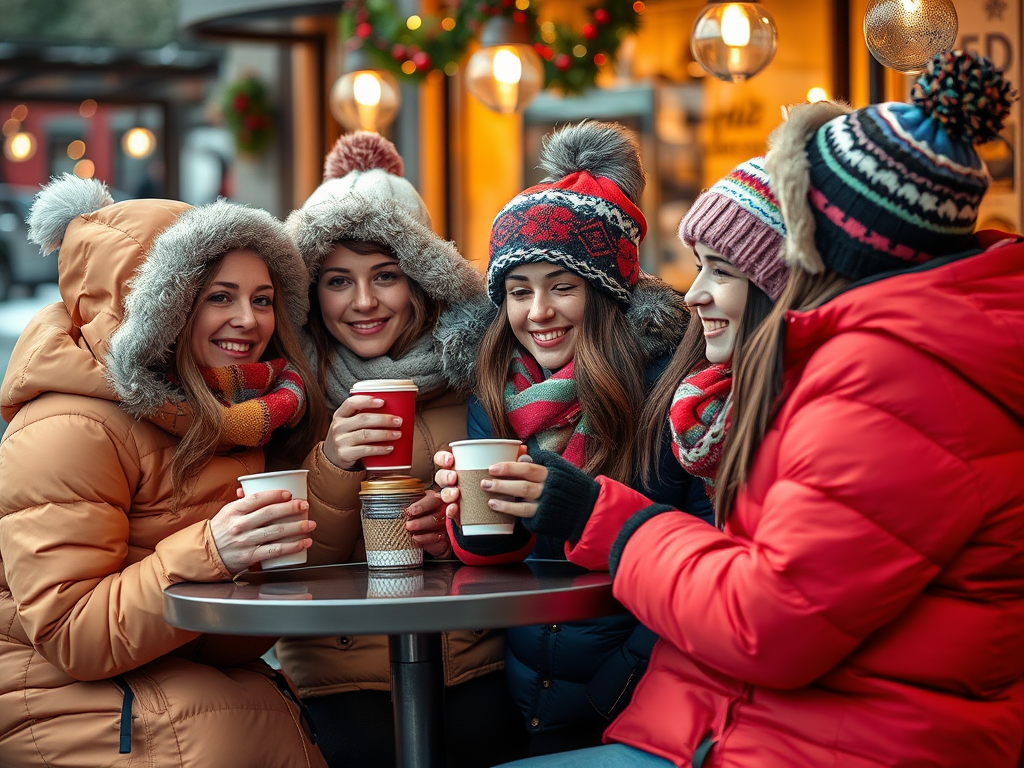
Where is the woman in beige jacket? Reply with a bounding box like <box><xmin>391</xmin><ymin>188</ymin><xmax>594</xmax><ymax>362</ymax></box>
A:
<box><xmin>0</xmin><ymin>175</ymin><xmax>327</xmax><ymax>767</ymax></box>
<box><xmin>276</xmin><ymin>132</ymin><xmax>524</xmax><ymax>768</ymax></box>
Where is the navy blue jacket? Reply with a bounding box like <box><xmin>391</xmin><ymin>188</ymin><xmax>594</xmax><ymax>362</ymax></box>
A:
<box><xmin>460</xmin><ymin>360</ymin><xmax>714</xmax><ymax>733</ymax></box>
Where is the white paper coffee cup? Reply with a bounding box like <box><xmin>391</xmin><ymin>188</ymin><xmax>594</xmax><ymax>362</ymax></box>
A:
<box><xmin>449</xmin><ymin>439</ymin><xmax>522</xmax><ymax>535</ymax></box>
<box><xmin>237</xmin><ymin>469</ymin><xmax>309</xmax><ymax>569</ymax></box>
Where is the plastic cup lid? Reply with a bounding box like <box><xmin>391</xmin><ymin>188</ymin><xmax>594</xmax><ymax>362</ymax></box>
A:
<box><xmin>351</xmin><ymin>379</ymin><xmax>419</xmax><ymax>392</ymax></box>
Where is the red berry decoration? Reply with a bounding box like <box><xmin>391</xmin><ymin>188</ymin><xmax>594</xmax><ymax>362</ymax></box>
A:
<box><xmin>594</xmin><ymin>8</ymin><xmax>610</xmax><ymax>24</ymax></box>
<box><xmin>232</xmin><ymin>93</ymin><xmax>249</xmax><ymax>112</ymax></box>
<box><xmin>554</xmin><ymin>53</ymin><xmax>571</xmax><ymax>71</ymax></box>
<box><xmin>582</xmin><ymin>24</ymin><xmax>597</xmax><ymax>40</ymax></box>
<box><xmin>594</xmin><ymin>53</ymin><xmax>608</xmax><ymax>66</ymax></box>
<box><xmin>513</xmin><ymin>10</ymin><xmax>526</xmax><ymax>23</ymax></box>
<box><xmin>391</xmin><ymin>44</ymin><xmax>407</xmax><ymax>60</ymax></box>
<box><xmin>355</xmin><ymin>22</ymin><xmax>372</xmax><ymax>38</ymax></box>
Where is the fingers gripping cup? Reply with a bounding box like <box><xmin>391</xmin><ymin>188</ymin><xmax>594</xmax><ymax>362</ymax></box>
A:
<box><xmin>360</xmin><ymin>477</ymin><xmax>425</xmax><ymax>569</ymax></box>
<box><xmin>237</xmin><ymin>469</ymin><xmax>310</xmax><ymax>569</ymax></box>
<box><xmin>350</xmin><ymin>379</ymin><xmax>419</xmax><ymax>471</ymax></box>
<box><xmin>449</xmin><ymin>439</ymin><xmax>523</xmax><ymax>536</ymax></box>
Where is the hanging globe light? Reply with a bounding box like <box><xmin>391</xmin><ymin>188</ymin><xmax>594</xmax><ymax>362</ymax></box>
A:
<box><xmin>691</xmin><ymin>3</ymin><xmax>778</xmax><ymax>83</ymax></box>
<box><xmin>329</xmin><ymin>47</ymin><xmax>401</xmax><ymax>132</ymax></box>
<box><xmin>465</xmin><ymin>16</ymin><xmax>544</xmax><ymax>114</ymax></box>
<box><xmin>864</xmin><ymin>0</ymin><xmax>957</xmax><ymax>74</ymax></box>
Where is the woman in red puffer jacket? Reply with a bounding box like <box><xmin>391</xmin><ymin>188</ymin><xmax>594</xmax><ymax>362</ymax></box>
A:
<box><xmin>437</xmin><ymin>50</ymin><xmax>1024</xmax><ymax>768</ymax></box>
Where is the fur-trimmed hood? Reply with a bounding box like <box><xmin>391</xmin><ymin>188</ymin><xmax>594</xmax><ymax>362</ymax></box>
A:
<box><xmin>435</xmin><ymin>272</ymin><xmax>689</xmax><ymax>391</ymax></box>
<box><xmin>764</xmin><ymin>100</ymin><xmax>853</xmax><ymax>275</ymax></box>
<box><xmin>21</xmin><ymin>174</ymin><xmax>309</xmax><ymax>417</ymax></box>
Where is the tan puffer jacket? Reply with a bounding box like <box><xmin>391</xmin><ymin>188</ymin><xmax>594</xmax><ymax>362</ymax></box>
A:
<box><xmin>0</xmin><ymin>183</ymin><xmax>325</xmax><ymax>767</ymax></box>
<box><xmin>276</xmin><ymin>387</ymin><xmax>504</xmax><ymax>696</ymax></box>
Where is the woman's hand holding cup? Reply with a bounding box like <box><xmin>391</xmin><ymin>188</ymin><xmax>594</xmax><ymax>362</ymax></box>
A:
<box><xmin>323</xmin><ymin>395</ymin><xmax>404</xmax><ymax>471</ymax></box>
<box><xmin>433</xmin><ymin>445</ymin><xmax>545</xmax><ymax>526</ymax></box>
<box><xmin>403</xmin><ymin>489</ymin><xmax>452</xmax><ymax>558</ymax></box>
<box><xmin>210</xmin><ymin>489</ymin><xmax>315</xmax><ymax>575</ymax></box>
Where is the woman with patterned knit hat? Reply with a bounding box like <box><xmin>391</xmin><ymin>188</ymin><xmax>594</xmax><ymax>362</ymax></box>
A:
<box><xmin>635</xmin><ymin>154</ymin><xmax>789</xmax><ymax>506</ymax></box>
<box><xmin>275</xmin><ymin>131</ymin><xmax>523</xmax><ymax>768</ymax></box>
<box><xmin>458</xmin><ymin>50</ymin><xmax>1024</xmax><ymax>768</ymax></box>
<box><xmin>0</xmin><ymin>175</ymin><xmax>327</xmax><ymax>766</ymax></box>
<box><xmin>433</xmin><ymin>120</ymin><xmax>710</xmax><ymax>756</ymax></box>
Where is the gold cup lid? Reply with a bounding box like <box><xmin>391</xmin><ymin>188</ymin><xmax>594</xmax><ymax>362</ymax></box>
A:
<box><xmin>359</xmin><ymin>475</ymin><xmax>425</xmax><ymax>496</ymax></box>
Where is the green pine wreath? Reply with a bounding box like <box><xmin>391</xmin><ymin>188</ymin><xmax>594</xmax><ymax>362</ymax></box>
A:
<box><xmin>221</xmin><ymin>76</ymin><xmax>275</xmax><ymax>156</ymax></box>
<box><xmin>339</xmin><ymin>0</ymin><xmax>641</xmax><ymax>95</ymax></box>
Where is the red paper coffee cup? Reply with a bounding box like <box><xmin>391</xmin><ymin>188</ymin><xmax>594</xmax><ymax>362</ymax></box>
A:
<box><xmin>351</xmin><ymin>379</ymin><xmax>418</xmax><ymax>471</ymax></box>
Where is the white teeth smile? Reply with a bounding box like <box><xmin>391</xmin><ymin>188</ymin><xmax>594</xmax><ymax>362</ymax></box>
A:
<box><xmin>532</xmin><ymin>329</ymin><xmax>566</xmax><ymax>342</ymax></box>
<box><xmin>351</xmin><ymin>321</ymin><xmax>385</xmax><ymax>329</ymax></box>
<box><xmin>216</xmin><ymin>341</ymin><xmax>252</xmax><ymax>352</ymax></box>
<box><xmin>702</xmin><ymin>319</ymin><xmax>728</xmax><ymax>331</ymax></box>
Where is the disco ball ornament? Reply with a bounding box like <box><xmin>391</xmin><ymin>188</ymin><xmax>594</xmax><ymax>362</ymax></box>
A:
<box><xmin>864</xmin><ymin>0</ymin><xmax>957</xmax><ymax>74</ymax></box>
<box><xmin>691</xmin><ymin>3</ymin><xmax>778</xmax><ymax>83</ymax></box>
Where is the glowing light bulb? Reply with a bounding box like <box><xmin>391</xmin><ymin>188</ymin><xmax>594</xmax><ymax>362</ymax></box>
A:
<box><xmin>122</xmin><ymin>127</ymin><xmax>155</xmax><ymax>159</ymax></box>
<box><xmin>721</xmin><ymin>4</ymin><xmax>752</xmax><ymax>46</ymax></box>
<box><xmin>493</xmin><ymin>49</ymin><xmax>523</xmax><ymax>85</ymax></box>
<box><xmin>353</xmin><ymin>73</ymin><xmax>383</xmax><ymax>106</ymax></box>
<box><xmin>4</xmin><ymin>131</ymin><xmax>36</xmax><ymax>161</ymax></box>
<box><xmin>807</xmin><ymin>87</ymin><xmax>828</xmax><ymax>102</ymax></box>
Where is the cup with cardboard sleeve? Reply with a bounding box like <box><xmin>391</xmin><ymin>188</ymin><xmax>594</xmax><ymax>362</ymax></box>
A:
<box><xmin>449</xmin><ymin>439</ymin><xmax>523</xmax><ymax>535</ymax></box>
<box><xmin>237</xmin><ymin>469</ymin><xmax>309</xmax><ymax>569</ymax></box>
<box><xmin>350</xmin><ymin>379</ymin><xmax>418</xmax><ymax>471</ymax></box>
<box><xmin>359</xmin><ymin>476</ymin><xmax>425</xmax><ymax>569</ymax></box>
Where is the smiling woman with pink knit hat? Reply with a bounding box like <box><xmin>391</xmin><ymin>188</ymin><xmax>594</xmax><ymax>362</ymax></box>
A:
<box><xmin>446</xmin><ymin>50</ymin><xmax>1024</xmax><ymax>768</ymax></box>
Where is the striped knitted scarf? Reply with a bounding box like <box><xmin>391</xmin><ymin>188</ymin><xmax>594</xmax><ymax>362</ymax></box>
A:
<box><xmin>668</xmin><ymin>363</ymin><xmax>732</xmax><ymax>500</ymax></box>
<box><xmin>504</xmin><ymin>351</ymin><xmax>590</xmax><ymax>468</ymax></box>
<box><xmin>200</xmin><ymin>359</ymin><xmax>307</xmax><ymax>447</ymax></box>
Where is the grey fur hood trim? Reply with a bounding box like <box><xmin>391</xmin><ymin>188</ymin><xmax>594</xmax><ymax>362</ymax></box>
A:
<box><xmin>286</xmin><ymin>191</ymin><xmax>483</xmax><ymax>303</ymax></box>
<box><xmin>27</xmin><ymin>174</ymin><xmax>115</xmax><ymax>254</ymax></box>
<box><xmin>433</xmin><ymin>273</ymin><xmax>687</xmax><ymax>389</ymax></box>
<box><xmin>765</xmin><ymin>100</ymin><xmax>853</xmax><ymax>275</ymax></box>
<box><xmin>107</xmin><ymin>200</ymin><xmax>309</xmax><ymax>416</ymax></box>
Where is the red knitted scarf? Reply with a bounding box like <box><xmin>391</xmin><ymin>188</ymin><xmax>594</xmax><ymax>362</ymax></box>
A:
<box><xmin>200</xmin><ymin>359</ymin><xmax>307</xmax><ymax>447</ymax></box>
<box><xmin>668</xmin><ymin>363</ymin><xmax>733</xmax><ymax>500</ymax></box>
<box><xmin>504</xmin><ymin>351</ymin><xmax>589</xmax><ymax>468</ymax></box>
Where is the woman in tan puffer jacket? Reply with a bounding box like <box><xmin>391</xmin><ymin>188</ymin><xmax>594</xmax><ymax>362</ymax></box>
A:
<box><xmin>275</xmin><ymin>132</ymin><xmax>525</xmax><ymax>768</ymax></box>
<box><xmin>0</xmin><ymin>175</ymin><xmax>327</xmax><ymax>767</ymax></box>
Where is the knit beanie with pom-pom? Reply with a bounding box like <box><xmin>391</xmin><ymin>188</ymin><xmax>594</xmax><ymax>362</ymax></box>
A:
<box><xmin>766</xmin><ymin>49</ymin><xmax>1018</xmax><ymax>281</ymax></box>
<box><xmin>285</xmin><ymin>131</ymin><xmax>483</xmax><ymax>304</ymax></box>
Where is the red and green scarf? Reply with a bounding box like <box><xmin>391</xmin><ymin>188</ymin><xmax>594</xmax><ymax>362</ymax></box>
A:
<box><xmin>200</xmin><ymin>359</ymin><xmax>307</xmax><ymax>447</ymax></box>
<box><xmin>504</xmin><ymin>351</ymin><xmax>590</xmax><ymax>468</ymax></box>
<box><xmin>668</xmin><ymin>363</ymin><xmax>733</xmax><ymax>500</ymax></box>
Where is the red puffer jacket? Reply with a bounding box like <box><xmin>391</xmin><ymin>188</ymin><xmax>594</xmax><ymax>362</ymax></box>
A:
<box><xmin>567</xmin><ymin>234</ymin><xmax>1024</xmax><ymax>767</ymax></box>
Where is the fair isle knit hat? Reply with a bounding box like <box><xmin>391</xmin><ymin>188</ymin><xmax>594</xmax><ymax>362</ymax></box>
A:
<box><xmin>678</xmin><ymin>156</ymin><xmax>789</xmax><ymax>300</ymax></box>
<box><xmin>766</xmin><ymin>49</ymin><xmax>1017</xmax><ymax>281</ymax></box>
<box><xmin>487</xmin><ymin>120</ymin><xmax>647</xmax><ymax>307</ymax></box>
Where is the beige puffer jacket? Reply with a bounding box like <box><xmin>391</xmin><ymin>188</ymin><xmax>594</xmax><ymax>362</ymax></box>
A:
<box><xmin>276</xmin><ymin>387</ymin><xmax>504</xmax><ymax>696</ymax></box>
<box><xmin>0</xmin><ymin>178</ymin><xmax>325</xmax><ymax>767</ymax></box>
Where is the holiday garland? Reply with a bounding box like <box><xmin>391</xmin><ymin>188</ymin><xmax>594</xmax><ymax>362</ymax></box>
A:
<box><xmin>221</xmin><ymin>75</ymin><xmax>275</xmax><ymax>156</ymax></box>
<box><xmin>339</xmin><ymin>0</ymin><xmax>641</xmax><ymax>95</ymax></box>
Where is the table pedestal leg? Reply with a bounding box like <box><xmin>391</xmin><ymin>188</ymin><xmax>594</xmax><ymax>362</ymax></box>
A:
<box><xmin>389</xmin><ymin>633</ymin><xmax>444</xmax><ymax>768</ymax></box>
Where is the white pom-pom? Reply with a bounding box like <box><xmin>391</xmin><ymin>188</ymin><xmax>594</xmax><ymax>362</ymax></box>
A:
<box><xmin>27</xmin><ymin>174</ymin><xmax>114</xmax><ymax>254</ymax></box>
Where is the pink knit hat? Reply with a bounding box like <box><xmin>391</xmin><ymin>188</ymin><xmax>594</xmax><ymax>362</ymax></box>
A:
<box><xmin>678</xmin><ymin>156</ymin><xmax>789</xmax><ymax>301</ymax></box>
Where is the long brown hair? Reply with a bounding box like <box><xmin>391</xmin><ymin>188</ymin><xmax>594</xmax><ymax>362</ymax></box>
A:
<box><xmin>475</xmin><ymin>282</ymin><xmax>646</xmax><ymax>483</ymax></box>
<box><xmin>171</xmin><ymin>257</ymin><xmax>326</xmax><ymax>498</ymax></box>
<box><xmin>715</xmin><ymin>267</ymin><xmax>850</xmax><ymax>523</ymax></box>
<box><xmin>636</xmin><ymin>281</ymin><xmax>774</xmax><ymax>490</ymax></box>
<box><xmin>307</xmin><ymin>240</ymin><xmax>441</xmax><ymax>396</ymax></box>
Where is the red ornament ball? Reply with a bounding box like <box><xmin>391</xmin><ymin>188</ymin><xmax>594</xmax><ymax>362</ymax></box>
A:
<box><xmin>554</xmin><ymin>53</ymin><xmax>571</xmax><ymax>71</ymax></box>
<box><xmin>232</xmin><ymin>93</ymin><xmax>249</xmax><ymax>113</ymax></box>
<box><xmin>594</xmin><ymin>8</ymin><xmax>610</xmax><ymax>24</ymax></box>
<box><xmin>594</xmin><ymin>53</ymin><xmax>608</xmax><ymax>66</ymax></box>
<box><xmin>582</xmin><ymin>24</ymin><xmax>597</xmax><ymax>40</ymax></box>
<box><xmin>355</xmin><ymin>22</ymin><xmax>373</xmax><ymax>38</ymax></box>
<box><xmin>412</xmin><ymin>51</ymin><xmax>432</xmax><ymax>71</ymax></box>
<box><xmin>391</xmin><ymin>44</ymin><xmax>407</xmax><ymax>60</ymax></box>
<box><xmin>513</xmin><ymin>10</ymin><xmax>527</xmax><ymax>23</ymax></box>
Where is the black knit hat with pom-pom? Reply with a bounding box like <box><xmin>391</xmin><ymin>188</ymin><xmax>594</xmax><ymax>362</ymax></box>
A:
<box><xmin>771</xmin><ymin>49</ymin><xmax>1017</xmax><ymax>281</ymax></box>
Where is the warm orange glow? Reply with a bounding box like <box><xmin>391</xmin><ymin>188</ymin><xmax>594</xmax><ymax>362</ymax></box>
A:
<box><xmin>79</xmin><ymin>99</ymin><xmax>98</xmax><ymax>118</ymax></box>
<box><xmin>2</xmin><ymin>119</ymin><xmax>20</xmax><ymax>137</ymax></box>
<box><xmin>633</xmin><ymin>1</ymin><xmax>645</xmax><ymax>12</ymax></box>
<box><xmin>67</xmin><ymin>140</ymin><xmax>86</xmax><ymax>159</ymax></box>
<box><xmin>73</xmin><ymin>159</ymin><xmax>95</xmax><ymax>178</ymax></box>
<box><xmin>11</xmin><ymin>104</ymin><xmax>28</xmax><ymax>121</ymax></box>
<box><xmin>441</xmin><ymin>17</ymin><xmax>456</xmax><ymax>31</ymax></box>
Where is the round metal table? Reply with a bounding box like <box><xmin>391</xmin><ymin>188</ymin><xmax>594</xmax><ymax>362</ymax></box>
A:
<box><xmin>164</xmin><ymin>560</ymin><xmax>623</xmax><ymax>768</ymax></box>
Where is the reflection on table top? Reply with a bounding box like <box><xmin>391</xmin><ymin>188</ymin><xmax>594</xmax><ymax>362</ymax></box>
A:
<box><xmin>163</xmin><ymin>560</ymin><xmax>623</xmax><ymax>637</ymax></box>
